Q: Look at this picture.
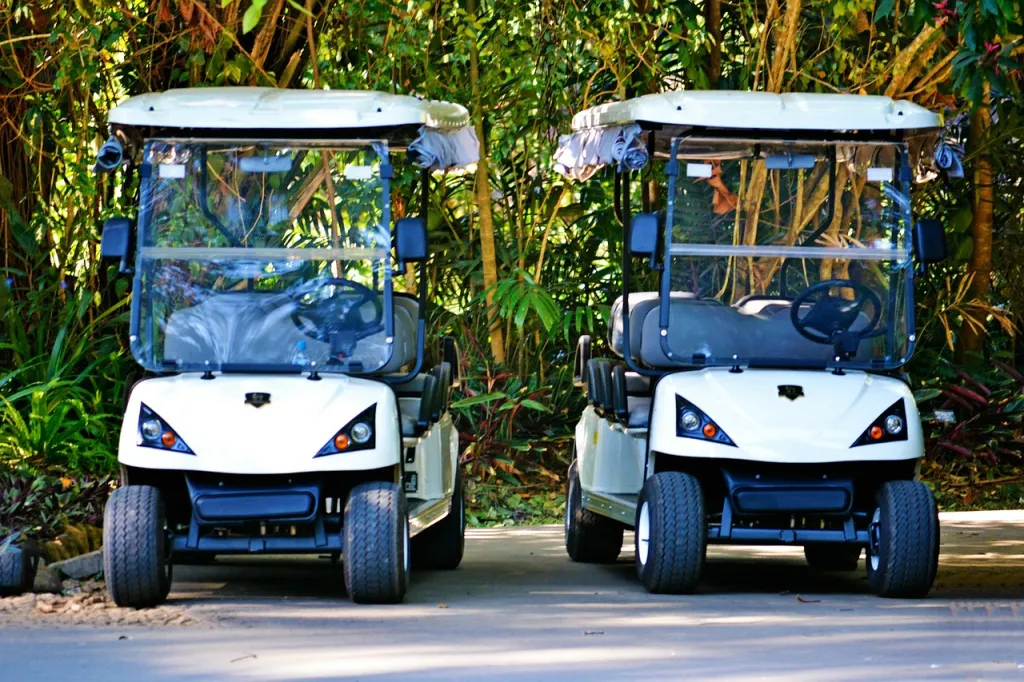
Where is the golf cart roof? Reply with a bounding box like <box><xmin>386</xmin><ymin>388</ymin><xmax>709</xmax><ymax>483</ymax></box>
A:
<box><xmin>109</xmin><ymin>87</ymin><xmax>471</xmax><ymax>132</ymax></box>
<box><xmin>571</xmin><ymin>91</ymin><xmax>941</xmax><ymax>135</ymax></box>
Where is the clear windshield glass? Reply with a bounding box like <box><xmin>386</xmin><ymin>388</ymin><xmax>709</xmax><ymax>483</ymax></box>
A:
<box><xmin>133</xmin><ymin>140</ymin><xmax>396</xmax><ymax>373</ymax></box>
<box><xmin>663</xmin><ymin>140</ymin><xmax>912</xmax><ymax>370</ymax></box>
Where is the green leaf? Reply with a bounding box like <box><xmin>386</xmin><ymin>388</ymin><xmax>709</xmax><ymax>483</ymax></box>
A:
<box><xmin>242</xmin><ymin>3</ymin><xmax>263</xmax><ymax>33</ymax></box>
<box><xmin>518</xmin><ymin>399</ymin><xmax>550</xmax><ymax>412</ymax></box>
<box><xmin>451</xmin><ymin>392</ymin><xmax>507</xmax><ymax>408</ymax></box>
<box><xmin>873</xmin><ymin>0</ymin><xmax>895</xmax><ymax>22</ymax></box>
<box><xmin>913</xmin><ymin>388</ymin><xmax>943</xmax><ymax>403</ymax></box>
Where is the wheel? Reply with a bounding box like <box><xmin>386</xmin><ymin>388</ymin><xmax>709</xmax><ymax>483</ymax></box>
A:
<box><xmin>804</xmin><ymin>544</ymin><xmax>862</xmax><ymax>571</ymax></box>
<box><xmin>564</xmin><ymin>461</ymin><xmax>623</xmax><ymax>563</ymax></box>
<box><xmin>635</xmin><ymin>472</ymin><xmax>705</xmax><ymax>594</ymax></box>
<box><xmin>0</xmin><ymin>549</ymin><xmax>34</xmax><ymax>596</ymax></box>
<box><xmin>412</xmin><ymin>467</ymin><xmax>466</xmax><ymax>570</ymax></box>
<box><xmin>866</xmin><ymin>480</ymin><xmax>939</xmax><ymax>598</ymax></box>
<box><xmin>343</xmin><ymin>481</ymin><xmax>409</xmax><ymax>604</ymax></box>
<box><xmin>103</xmin><ymin>485</ymin><xmax>172</xmax><ymax>608</ymax></box>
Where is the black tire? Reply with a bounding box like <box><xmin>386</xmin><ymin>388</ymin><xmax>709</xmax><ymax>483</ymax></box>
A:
<box><xmin>866</xmin><ymin>480</ymin><xmax>939</xmax><ymax>598</ymax></box>
<box><xmin>635</xmin><ymin>472</ymin><xmax>705</xmax><ymax>594</ymax></box>
<box><xmin>412</xmin><ymin>468</ymin><xmax>466</xmax><ymax>570</ymax></box>
<box><xmin>343</xmin><ymin>481</ymin><xmax>409</xmax><ymax>604</ymax></box>
<box><xmin>564</xmin><ymin>462</ymin><xmax>623</xmax><ymax>563</ymax></box>
<box><xmin>0</xmin><ymin>550</ymin><xmax>33</xmax><ymax>596</ymax></box>
<box><xmin>804</xmin><ymin>544</ymin><xmax>862</xmax><ymax>571</ymax></box>
<box><xmin>103</xmin><ymin>485</ymin><xmax>172</xmax><ymax>608</ymax></box>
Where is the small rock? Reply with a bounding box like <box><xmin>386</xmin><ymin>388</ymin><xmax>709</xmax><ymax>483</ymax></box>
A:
<box><xmin>32</xmin><ymin>565</ymin><xmax>63</xmax><ymax>594</ymax></box>
<box><xmin>50</xmin><ymin>550</ymin><xmax>103</xmax><ymax>581</ymax></box>
<box><xmin>35</xmin><ymin>601</ymin><xmax>55</xmax><ymax>614</ymax></box>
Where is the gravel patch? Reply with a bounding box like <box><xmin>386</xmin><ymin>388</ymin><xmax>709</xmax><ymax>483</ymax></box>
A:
<box><xmin>0</xmin><ymin>580</ymin><xmax>202</xmax><ymax>628</ymax></box>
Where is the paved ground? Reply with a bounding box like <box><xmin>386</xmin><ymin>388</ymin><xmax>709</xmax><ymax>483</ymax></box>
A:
<box><xmin>2</xmin><ymin>511</ymin><xmax>1024</xmax><ymax>681</ymax></box>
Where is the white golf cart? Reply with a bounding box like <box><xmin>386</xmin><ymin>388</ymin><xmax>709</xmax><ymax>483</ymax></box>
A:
<box><xmin>97</xmin><ymin>88</ymin><xmax>476</xmax><ymax>606</ymax></box>
<box><xmin>556</xmin><ymin>91</ymin><xmax>947</xmax><ymax>598</ymax></box>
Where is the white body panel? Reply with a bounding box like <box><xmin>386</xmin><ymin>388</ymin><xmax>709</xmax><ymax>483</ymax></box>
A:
<box><xmin>574</xmin><ymin>406</ymin><xmax>645</xmax><ymax>495</ymax></box>
<box><xmin>571</xmin><ymin>91</ymin><xmax>941</xmax><ymax>133</ymax></box>
<box><xmin>650</xmin><ymin>368</ymin><xmax>922</xmax><ymax>464</ymax></box>
<box><xmin>120</xmin><ymin>374</ymin><xmax>402</xmax><ymax>474</ymax></box>
<box><xmin>109</xmin><ymin>87</ymin><xmax>470</xmax><ymax>131</ymax></box>
<box><xmin>405</xmin><ymin>412</ymin><xmax>458</xmax><ymax>503</ymax></box>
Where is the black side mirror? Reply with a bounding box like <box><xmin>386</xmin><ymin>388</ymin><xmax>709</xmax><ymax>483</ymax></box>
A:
<box><xmin>100</xmin><ymin>217</ymin><xmax>133</xmax><ymax>273</ymax></box>
<box><xmin>395</xmin><ymin>216</ymin><xmax>428</xmax><ymax>267</ymax></box>
<box><xmin>912</xmin><ymin>219</ymin><xmax>946</xmax><ymax>271</ymax></box>
<box><xmin>629</xmin><ymin>213</ymin><xmax>659</xmax><ymax>257</ymax></box>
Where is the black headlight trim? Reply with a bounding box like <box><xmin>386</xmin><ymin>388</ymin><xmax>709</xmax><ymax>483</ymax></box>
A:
<box><xmin>851</xmin><ymin>399</ymin><xmax>909</xmax><ymax>447</ymax></box>
<box><xmin>315</xmin><ymin>404</ymin><xmax>377</xmax><ymax>457</ymax></box>
<box><xmin>137</xmin><ymin>403</ymin><xmax>195</xmax><ymax>455</ymax></box>
<box><xmin>675</xmin><ymin>395</ymin><xmax>736</xmax><ymax>447</ymax></box>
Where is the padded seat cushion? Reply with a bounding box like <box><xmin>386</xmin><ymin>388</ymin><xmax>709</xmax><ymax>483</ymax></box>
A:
<box><xmin>610</xmin><ymin>291</ymin><xmax>873</xmax><ymax>369</ymax></box>
<box><xmin>164</xmin><ymin>291</ymin><xmax>420</xmax><ymax>373</ymax></box>
<box><xmin>609</xmin><ymin>292</ymin><xmax>696</xmax><ymax>357</ymax></box>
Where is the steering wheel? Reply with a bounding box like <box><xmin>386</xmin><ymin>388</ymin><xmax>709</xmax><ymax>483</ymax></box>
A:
<box><xmin>790</xmin><ymin>279</ymin><xmax>884</xmax><ymax>356</ymax></box>
<box><xmin>290</xmin><ymin>278</ymin><xmax>383</xmax><ymax>345</ymax></box>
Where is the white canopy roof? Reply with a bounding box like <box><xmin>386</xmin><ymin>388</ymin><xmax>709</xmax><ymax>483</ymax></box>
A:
<box><xmin>109</xmin><ymin>87</ymin><xmax>471</xmax><ymax>132</ymax></box>
<box><xmin>571</xmin><ymin>91</ymin><xmax>941</xmax><ymax>133</ymax></box>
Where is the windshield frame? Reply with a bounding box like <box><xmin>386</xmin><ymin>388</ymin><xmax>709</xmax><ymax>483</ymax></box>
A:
<box><xmin>618</xmin><ymin>134</ymin><xmax>917</xmax><ymax>376</ymax></box>
<box><xmin>126</xmin><ymin>137</ymin><xmax>421</xmax><ymax>378</ymax></box>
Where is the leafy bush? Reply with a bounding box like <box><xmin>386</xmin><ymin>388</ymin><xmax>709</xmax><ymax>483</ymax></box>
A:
<box><xmin>0</xmin><ymin>469</ymin><xmax>114</xmax><ymax>541</ymax></box>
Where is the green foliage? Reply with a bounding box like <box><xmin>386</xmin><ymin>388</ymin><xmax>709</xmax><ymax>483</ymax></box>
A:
<box><xmin>0</xmin><ymin>470</ymin><xmax>114</xmax><ymax>541</ymax></box>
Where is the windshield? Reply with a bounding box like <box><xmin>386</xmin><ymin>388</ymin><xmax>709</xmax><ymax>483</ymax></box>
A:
<box><xmin>662</xmin><ymin>139</ymin><xmax>912</xmax><ymax>370</ymax></box>
<box><xmin>132</xmin><ymin>140</ymin><xmax>396</xmax><ymax>374</ymax></box>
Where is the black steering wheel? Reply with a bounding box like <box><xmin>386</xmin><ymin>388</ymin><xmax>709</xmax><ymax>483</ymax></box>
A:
<box><xmin>290</xmin><ymin>277</ymin><xmax>383</xmax><ymax>345</ymax></box>
<box><xmin>790</xmin><ymin>279</ymin><xmax>884</xmax><ymax>358</ymax></box>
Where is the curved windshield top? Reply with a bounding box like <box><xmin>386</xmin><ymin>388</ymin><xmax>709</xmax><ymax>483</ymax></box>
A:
<box><xmin>133</xmin><ymin>140</ymin><xmax>397</xmax><ymax>374</ymax></box>
<box><xmin>662</xmin><ymin>139</ymin><xmax>912</xmax><ymax>370</ymax></box>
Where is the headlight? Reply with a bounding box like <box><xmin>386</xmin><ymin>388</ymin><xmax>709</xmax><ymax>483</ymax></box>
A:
<box><xmin>315</xmin><ymin>405</ymin><xmax>377</xmax><ymax>457</ymax></box>
<box><xmin>675</xmin><ymin>395</ymin><xmax>735</xmax><ymax>446</ymax></box>
<box><xmin>137</xmin><ymin>404</ymin><xmax>194</xmax><ymax>454</ymax></box>
<box><xmin>852</xmin><ymin>399</ymin><xmax>909</xmax><ymax>447</ymax></box>
<box><xmin>350</xmin><ymin>422</ymin><xmax>373</xmax><ymax>444</ymax></box>
<box><xmin>680</xmin><ymin>409</ymin><xmax>701</xmax><ymax>432</ymax></box>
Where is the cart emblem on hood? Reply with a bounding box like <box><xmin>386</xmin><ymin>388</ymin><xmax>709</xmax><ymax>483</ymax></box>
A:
<box><xmin>245</xmin><ymin>392</ymin><xmax>271</xmax><ymax>408</ymax></box>
<box><xmin>778</xmin><ymin>385</ymin><xmax>804</xmax><ymax>401</ymax></box>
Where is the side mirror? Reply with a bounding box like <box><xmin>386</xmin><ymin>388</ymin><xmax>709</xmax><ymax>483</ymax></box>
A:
<box><xmin>100</xmin><ymin>217</ymin><xmax>133</xmax><ymax>273</ymax></box>
<box><xmin>395</xmin><ymin>216</ymin><xmax>428</xmax><ymax>267</ymax></box>
<box><xmin>629</xmin><ymin>213</ymin><xmax>659</xmax><ymax>258</ymax></box>
<box><xmin>913</xmin><ymin>219</ymin><xmax>946</xmax><ymax>267</ymax></box>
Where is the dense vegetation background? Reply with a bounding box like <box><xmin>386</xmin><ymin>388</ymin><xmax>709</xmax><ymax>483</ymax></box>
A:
<box><xmin>0</xmin><ymin>0</ymin><xmax>1022</xmax><ymax>534</ymax></box>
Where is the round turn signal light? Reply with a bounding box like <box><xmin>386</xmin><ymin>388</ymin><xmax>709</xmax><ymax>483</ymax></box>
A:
<box><xmin>702</xmin><ymin>423</ymin><xmax>718</xmax><ymax>438</ymax></box>
<box><xmin>334</xmin><ymin>433</ymin><xmax>351</xmax><ymax>451</ymax></box>
<box><xmin>161</xmin><ymin>431</ymin><xmax>177</xmax><ymax>448</ymax></box>
<box><xmin>869</xmin><ymin>425</ymin><xmax>884</xmax><ymax>440</ymax></box>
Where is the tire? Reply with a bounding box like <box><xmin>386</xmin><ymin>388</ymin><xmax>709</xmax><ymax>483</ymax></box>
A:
<box><xmin>866</xmin><ymin>480</ymin><xmax>939</xmax><ymax>598</ymax></box>
<box><xmin>343</xmin><ymin>481</ymin><xmax>409</xmax><ymax>604</ymax></box>
<box><xmin>412</xmin><ymin>468</ymin><xmax>466</xmax><ymax>570</ymax></box>
<box><xmin>804</xmin><ymin>544</ymin><xmax>862</xmax><ymax>571</ymax></box>
<box><xmin>635</xmin><ymin>472</ymin><xmax>705</xmax><ymax>594</ymax></box>
<box><xmin>103</xmin><ymin>485</ymin><xmax>172</xmax><ymax>608</ymax></box>
<box><xmin>564</xmin><ymin>462</ymin><xmax>623</xmax><ymax>563</ymax></box>
<box><xmin>0</xmin><ymin>550</ymin><xmax>33</xmax><ymax>596</ymax></box>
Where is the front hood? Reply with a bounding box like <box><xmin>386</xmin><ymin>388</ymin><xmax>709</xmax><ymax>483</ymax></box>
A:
<box><xmin>120</xmin><ymin>374</ymin><xmax>399</xmax><ymax>473</ymax></box>
<box><xmin>650</xmin><ymin>368</ymin><xmax>922</xmax><ymax>463</ymax></box>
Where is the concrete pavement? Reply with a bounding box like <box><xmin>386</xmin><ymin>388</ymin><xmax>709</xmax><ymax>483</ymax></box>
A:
<box><xmin>1</xmin><ymin>511</ymin><xmax>1023</xmax><ymax>680</ymax></box>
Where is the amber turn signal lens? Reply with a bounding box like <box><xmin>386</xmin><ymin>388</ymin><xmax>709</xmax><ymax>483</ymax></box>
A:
<box><xmin>702</xmin><ymin>423</ymin><xmax>718</xmax><ymax>438</ymax></box>
<box><xmin>334</xmin><ymin>433</ymin><xmax>350</xmax><ymax>451</ymax></box>
<box><xmin>869</xmin><ymin>425</ymin><xmax>884</xmax><ymax>440</ymax></box>
<box><xmin>160</xmin><ymin>431</ymin><xmax>176</xmax><ymax>448</ymax></box>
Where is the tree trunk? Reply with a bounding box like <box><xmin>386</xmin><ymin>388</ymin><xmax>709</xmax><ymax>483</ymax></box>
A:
<box><xmin>961</xmin><ymin>84</ymin><xmax>993</xmax><ymax>357</ymax></box>
<box><xmin>466</xmin><ymin>0</ymin><xmax>506</xmax><ymax>365</ymax></box>
<box><xmin>706</xmin><ymin>0</ymin><xmax>722</xmax><ymax>88</ymax></box>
